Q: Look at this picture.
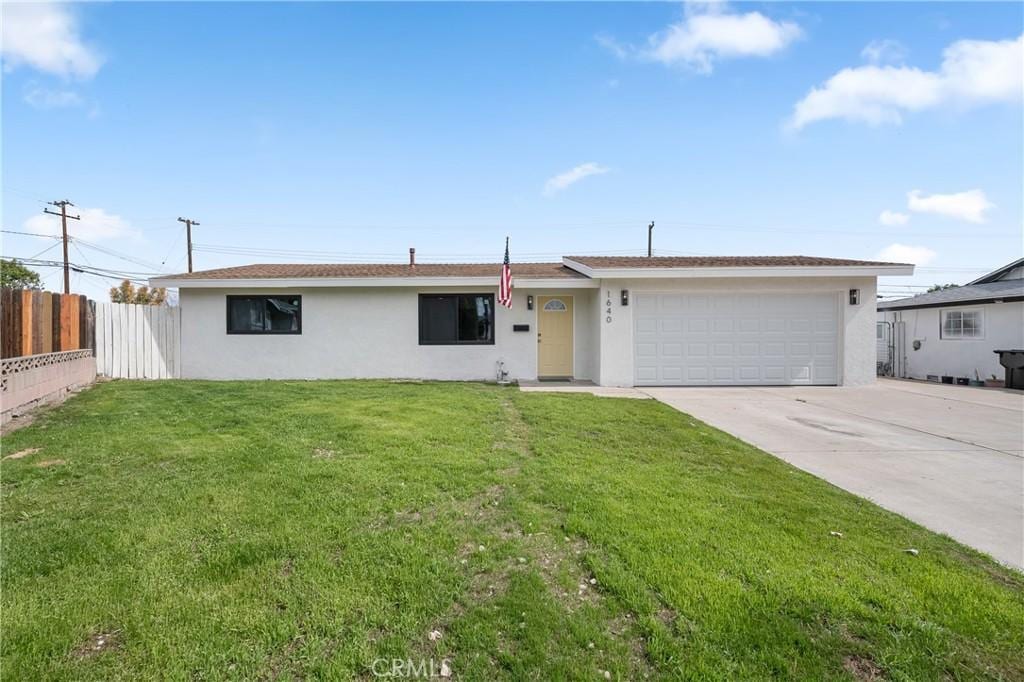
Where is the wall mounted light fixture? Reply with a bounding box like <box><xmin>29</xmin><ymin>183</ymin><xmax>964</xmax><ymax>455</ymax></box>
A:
<box><xmin>849</xmin><ymin>289</ymin><xmax>860</xmax><ymax>305</ymax></box>
<box><xmin>527</xmin><ymin>295</ymin><xmax>534</xmax><ymax>310</ymax></box>
<box><xmin>621</xmin><ymin>289</ymin><xmax>629</xmax><ymax>306</ymax></box>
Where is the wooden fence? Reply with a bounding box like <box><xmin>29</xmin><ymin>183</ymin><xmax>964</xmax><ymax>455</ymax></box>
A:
<box><xmin>95</xmin><ymin>303</ymin><xmax>180</xmax><ymax>379</ymax></box>
<box><xmin>0</xmin><ymin>289</ymin><xmax>95</xmax><ymax>359</ymax></box>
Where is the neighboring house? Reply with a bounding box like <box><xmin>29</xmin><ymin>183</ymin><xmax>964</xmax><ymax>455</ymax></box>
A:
<box><xmin>150</xmin><ymin>254</ymin><xmax>912</xmax><ymax>387</ymax></box>
<box><xmin>877</xmin><ymin>258</ymin><xmax>1024</xmax><ymax>382</ymax></box>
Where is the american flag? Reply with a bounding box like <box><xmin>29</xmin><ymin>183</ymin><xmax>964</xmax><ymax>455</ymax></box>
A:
<box><xmin>498</xmin><ymin>237</ymin><xmax>513</xmax><ymax>308</ymax></box>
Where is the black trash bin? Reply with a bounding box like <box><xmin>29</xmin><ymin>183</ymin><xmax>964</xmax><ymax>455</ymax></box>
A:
<box><xmin>993</xmin><ymin>350</ymin><xmax>1024</xmax><ymax>390</ymax></box>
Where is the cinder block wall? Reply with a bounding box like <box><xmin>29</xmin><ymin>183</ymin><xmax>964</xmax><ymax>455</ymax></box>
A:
<box><xmin>1</xmin><ymin>351</ymin><xmax>96</xmax><ymax>425</ymax></box>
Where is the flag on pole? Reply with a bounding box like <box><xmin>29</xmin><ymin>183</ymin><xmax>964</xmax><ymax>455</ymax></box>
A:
<box><xmin>498</xmin><ymin>237</ymin><xmax>513</xmax><ymax>308</ymax></box>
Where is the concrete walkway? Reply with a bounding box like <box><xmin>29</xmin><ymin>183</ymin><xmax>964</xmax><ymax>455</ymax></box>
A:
<box><xmin>644</xmin><ymin>379</ymin><xmax>1024</xmax><ymax>570</ymax></box>
<box><xmin>518</xmin><ymin>380</ymin><xmax>650</xmax><ymax>399</ymax></box>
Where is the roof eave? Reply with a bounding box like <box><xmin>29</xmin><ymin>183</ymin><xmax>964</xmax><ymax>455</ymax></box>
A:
<box><xmin>966</xmin><ymin>257</ymin><xmax>1024</xmax><ymax>285</ymax></box>
<box><xmin>878</xmin><ymin>294</ymin><xmax>1024</xmax><ymax>311</ymax></box>
<box><xmin>150</xmin><ymin>275</ymin><xmax>597</xmax><ymax>289</ymax></box>
<box><xmin>561</xmin><ymin>258</ymin><xmax>913</xmax><ymax>279</ymax></box>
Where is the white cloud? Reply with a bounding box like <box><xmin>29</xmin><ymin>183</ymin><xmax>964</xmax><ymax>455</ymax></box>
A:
<box><xmin>875</xmin><ymin>243</ymin><xmax>937</xmax><ymax>266</ymax></box>
<box><xmin>595</xmin><ymin>33</ymin><xmax>628</xmax><ymax>60</ymax></box>
<box><xmin>788</xmin><ymin>34</ymin><xmax>1022</xmax><ymax>129</ymax></box>
<box><xmin>1</xmin><ymin>2</ymin><xmax>103</xmax><ymax>79</ymax></box>
<box><xmin>907</xmin><ymin>189</ymin><xmax>993</xmax><ymax>224</ymax></box>
<box><xmin>24</xmin><ymin>86</ymin><xmax>83</xmax><ymax>110</ymax></box>
<box><xmin>543</xmin><ymin>163</ymin><xmax>610</xmax><ymax>196</ymax></box>
<box><xmin>879</xmin><ymin>210</ymin><xmax>910</xmax><ymax>226</ymax></box>
<box><xmin>598</xmin><ymin>2</ymin><xmax>801</xmax><ymax>75</ymax></box>
<box><xmin>860</xmin><ymin>39</ymin><xmax>908</xmax><ymax>65</ymax></box>
<box><xmin>23</xmin><ymin>207</ymin><xmax>139</xmax><ymax>242</ymax></box>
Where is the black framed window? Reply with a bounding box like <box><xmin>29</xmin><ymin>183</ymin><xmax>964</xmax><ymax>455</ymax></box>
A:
<box><xmin>419</xmin><ymin>294</ymin><xmax>494</xmax><ymax>345</ymax></box>
<box><xmin>227</xmin><ymin>295</ymin><xmax>302</xmax><ymax>334</ymax></box>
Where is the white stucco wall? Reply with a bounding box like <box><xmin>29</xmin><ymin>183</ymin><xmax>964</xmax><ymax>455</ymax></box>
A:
<box><xmin>880</xmin><ymin>302</ymin><xmax>1024</xmax><ymax>381</ymax></box>
<box><xmin>594</xmin><ymin>276</ymin><xmax>878</xmax><ymax>387</ymax></box>
<box><xmin>179</xmin><ymin>287</ymin><xmax>596</xmax><ymax>382</ymax></box>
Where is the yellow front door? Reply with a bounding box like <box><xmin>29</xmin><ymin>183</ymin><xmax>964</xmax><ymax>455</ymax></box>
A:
<box><xmin>537</xmin><ymin>296</ymin><xmax>573</xmax><ymax>378</ymax></box>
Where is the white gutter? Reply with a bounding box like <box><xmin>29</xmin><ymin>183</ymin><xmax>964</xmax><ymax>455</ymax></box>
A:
<box><xmin>149</xmin><ymin>275</ymin><xmax>599</xmax><ymax>289</ymax></box>
<box><xmin>561</xmin><ymin>258</ymin><xmax>914</xmax><ymax>279</ymax></box>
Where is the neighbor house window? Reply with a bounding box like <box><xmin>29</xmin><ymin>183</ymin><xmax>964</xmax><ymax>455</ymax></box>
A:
<box><xmin>227</xmin><ymin>295</ymin><xmax>302</xmax><ymax>334</ymax></box>
<box><xmin>940</xmin><ymin>309</ymin><xmax>982</xmax><ymax>339</ymax></box>
<box><xmin>419</xmin><ymin>294</ymin><xmax>494</xmax><ymax>345</ymax></box>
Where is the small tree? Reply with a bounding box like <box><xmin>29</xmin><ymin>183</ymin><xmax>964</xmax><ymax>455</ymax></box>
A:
<box><xmin>109</xmin><ymin>279</ymin><xmax>167</xmax><ymax>305</ymax></box>
<box><xmin>927</xmin><ymin>283</ymin><xmax>960</xmax><ymax>293</ymax></box>
<box><xmin>0</xmin><ymin>258</ymin><xmax>42</xmax><ymax>289</ymax></box>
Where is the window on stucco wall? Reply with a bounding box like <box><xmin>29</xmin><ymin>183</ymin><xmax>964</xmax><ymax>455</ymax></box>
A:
<box><xmin>940</xmin><ymin>309</ymin><xmax>983</xmax><ymax>339</ymax></box>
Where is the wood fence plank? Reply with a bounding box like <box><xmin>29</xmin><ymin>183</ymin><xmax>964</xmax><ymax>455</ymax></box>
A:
<box><xmin>59</xmin><ymin>294</ymin><xmax>71</xmax><ymax>350</ymax></box>
<box><xmin>1</xmin><ymin>289</ymin><xmax>12</xmax><ymax>358</ymax></box>
<box><xmin>134</xmin><ymin>303</ymin><xmax>144</xmax><ymax>378</ymax></box>
<box><xmin>73</xmin><ymin>295</ymin><xmax>82</xmax><ymax>349</ymax></box>
<box><xmin>41</xmin><ymin>292</ymin><xmax>53</xmax><ymax>354</ymax></box>
<box><xmin>135</xmin><ymin>304</ymin><xmax>145</xmax><ymax>378</ymax></box>
<box><xmin>139</xmin><ymin>305</ymin><xmax>147</xmax><ymax>378</ymax></box>
<box><xmin>81</xmin><ymin>297</ymin><xmax>87</xmax><ymax>350</ymax></box>
<box><xmin>11</xmin><ymin>289</ymin><xmax>23</xmax><ymax>358</ymax></box>
<box><xmin>87</xmin><ymin>300</ymin><xmax>96</xmax><ymax>353</ymax></box>
<box><xmin>170</xmin><ymin>307</ymin><xmax>180</xmax><ymax>378</ymax></box>
<box><xmin>157</xmin><ymin>307</ymin><xmax>165</xmax><ymax>378</ymax></box>
<box><xmin>51</xmin><ymin>292</ymin><xmax>61</xmax><ymax>352</ymax></box>
<box><xmin>112</xmin><ymin>304</ymin><xmax>120</xmax><ymax>377</ymax></box>
<box><xmin>123</xmin><ymin>303</ymin><xmax>132</xmax><ymax>378</ymax></box>
<box><xmin>95</xmin><ymin>303</ymin><xmax>106</xmax><ymax>375</ymax></box>
<box><xmin>142</xmin><ymin>306</ymin><xmax>152</xmax><ymax>378</ymax></box>
<box><xmin>165</xmin><ymin>306</ymin><xmax>174</xmax><ymax>378</ymax></box>
<box><xmin>32</xmin><ymin>292</ymin><xmax>44</xmax><ymax>355</ymax></box>
<box><xmin>1</xmin><ymin>289</ymin><xmax>10</xmax><ymax>358</ymax></box>
<box><xmin>150</xmin><ymin>307</ymin><xmax>161</xmax><ymax>378</ymax></box>
<box><xmin>155</xmin><ymin>306</ymin><xmax>165</xmax><ymax>379</ymax></box>
<box><xmin>106</xmin><ymin>303</ymin><xmax>115</xmax><ymax>376</ymax></box>
<box><xmin>121</xmin><ymin>303</ymin><xmax>128</xmax><ymax>378</ymax></box>
<box><xmin>21</xmin><ymin>290</ymin><xmax>33</xmax><ymax>354</ymax></box>
<box><xmin>124</xmin><ymin>304</ymin><xmax>134</xmax><ymax>378</ymax></box>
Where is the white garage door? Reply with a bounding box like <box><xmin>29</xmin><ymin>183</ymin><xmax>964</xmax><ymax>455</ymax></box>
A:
<box><xmin>634</xmin><ymin>292</ymin><xmax>839</xmax><ymax>386</ymax></box>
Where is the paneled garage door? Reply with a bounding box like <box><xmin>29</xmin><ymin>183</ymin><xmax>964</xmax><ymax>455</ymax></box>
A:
<box><xmin>634</xmin><ymin>292</ymin><xmax>839</xmax><ymax>386</ymax></box>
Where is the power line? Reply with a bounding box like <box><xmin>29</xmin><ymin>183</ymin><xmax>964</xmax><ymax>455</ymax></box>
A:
<box><xmin>1</xmin><ymin>229</ymin><xmax>63</xmax><ymax>239</ymax></box>
<box><xmin>71</xmin><ymin>236</ymin><xmax>164</xmax><ymax>271</ymax></box>
<box><xmin>10</xmin><ymin>257</ymin><xmax>153</xmax><ymax>284</ymax></box>
<box><xmin>158</xmin><ymin>228</ymin><xmax>186</xmax><ymax>267</ymax></box>
<box><xmin>27</xmin><ymin>241</ymin><xmax>62</xmax><ymax>261</ymax></box>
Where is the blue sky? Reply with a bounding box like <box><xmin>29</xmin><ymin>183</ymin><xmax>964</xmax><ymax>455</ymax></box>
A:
<box><xmin>2</xmin><ymin>1</ymin><xmax>1021</xmax><ymax>300</ymax></box>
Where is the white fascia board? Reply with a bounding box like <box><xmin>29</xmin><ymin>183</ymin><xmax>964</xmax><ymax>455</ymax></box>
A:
<box><xmin>150</xmin><ymin>276</ymin><xmax>598</xmax><ymax>289</ymax></box>
<box><xmin>560</xmin><ymin>258</ymin><xmax>914</xmax><ymax>279</ymax></box>
<box><xmin>515</xmin><ymin>278</ymin><xmax>598</xmax><ymax>289</ymax></box>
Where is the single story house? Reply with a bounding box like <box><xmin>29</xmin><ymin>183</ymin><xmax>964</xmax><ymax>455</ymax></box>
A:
<box><xmin>877</xmin><ymin>258</ymin><xmax>1024</xmax><ymax>383</ymax></box>
<box><xmin>151</xmin><ymin>254</ymin><xmax>913</xmax><ymax>387</ymax></box>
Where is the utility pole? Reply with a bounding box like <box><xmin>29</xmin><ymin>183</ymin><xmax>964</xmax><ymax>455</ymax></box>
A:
<box><xmin>647</xmin><ymin>220</ymin><xmax>655</xmax><ymax>257</ymax></box>
<box><xmin>177</xmin><ymin>217</ymin><xmax>200</xmax><ymax>272</ymax></box>
<box><xmin>43</xmin><ymin>200</ymin><xmax>81</xmax><ymax>294</ymax></box>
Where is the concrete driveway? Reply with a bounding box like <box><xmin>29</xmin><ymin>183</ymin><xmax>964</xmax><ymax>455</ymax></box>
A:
<box><xmin>644</xmin><ymin>379</ymin><xmax>1024</xmax><ymax>570</ymax></box>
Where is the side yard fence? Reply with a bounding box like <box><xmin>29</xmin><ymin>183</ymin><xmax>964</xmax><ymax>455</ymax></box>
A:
<box><xmin>2</xmin><ymin>290</ymin><xmax>183</xmax><ymax>424</ymax></box>
<box><xmin>1</xmin><ymin>289</ymin><xmax>95</xmax><ymax>358</ymax></box>
<box><xmin>95</xmin><ymin>303</ymin><xmax>181</xmax><ymax>379</ymax></box>
<box><xmin>1</xmin><ymin>288</ymin><xmax>98</xmax><ymax>425</ymax></box>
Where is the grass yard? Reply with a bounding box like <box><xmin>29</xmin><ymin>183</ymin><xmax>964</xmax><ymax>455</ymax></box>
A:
<box><xmin>2</xmin><ymin>381</ymin><xmax>1022</xmax><ymax>680</ymax></box>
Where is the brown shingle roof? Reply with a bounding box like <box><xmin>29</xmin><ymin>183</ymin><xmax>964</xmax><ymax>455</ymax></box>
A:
<box><xmin>564</xmin><ymin>255</ymin><xmax>909</xmax><ymax>268</ymax></box>
<box><xmin>161</xmin><ymin>262</ymin><xmax>586</xmax><ymax>280</ymax></box>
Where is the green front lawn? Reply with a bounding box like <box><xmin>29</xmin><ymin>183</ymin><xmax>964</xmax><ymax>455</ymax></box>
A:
<box><xmin>2</xmin><ymin>381</ymin><xmax>1022</xmax><ymax>680</ymax></box>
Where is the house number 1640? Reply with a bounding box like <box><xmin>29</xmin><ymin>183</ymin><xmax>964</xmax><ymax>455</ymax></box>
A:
<box><xmin>605</xmin><ymin>291</ymin><xmax>613</xmax><ymax>324</ymax></box>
